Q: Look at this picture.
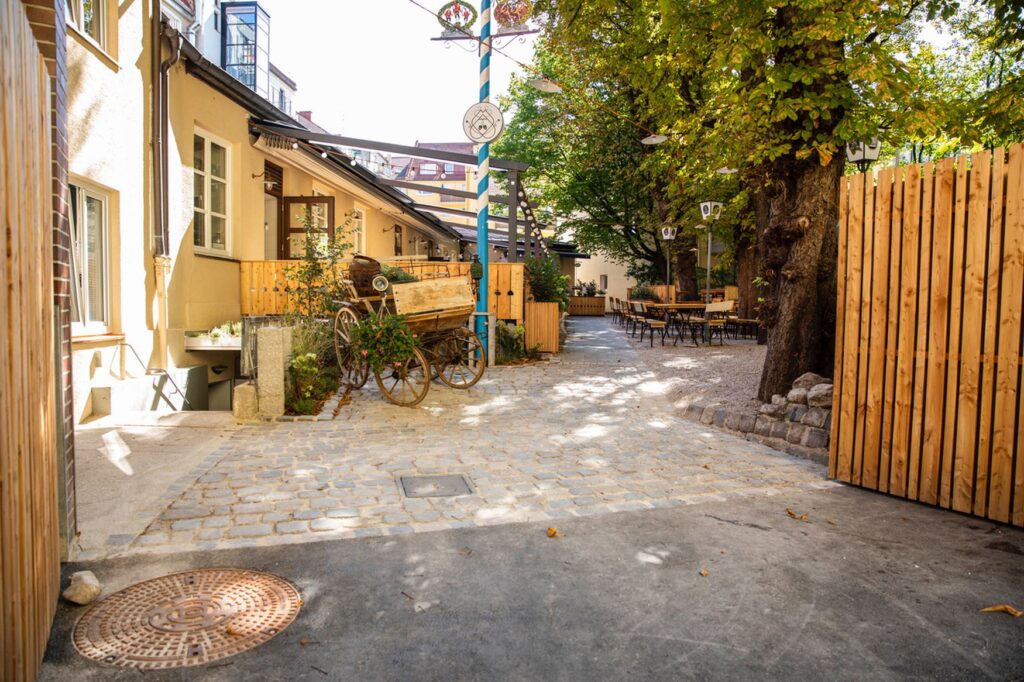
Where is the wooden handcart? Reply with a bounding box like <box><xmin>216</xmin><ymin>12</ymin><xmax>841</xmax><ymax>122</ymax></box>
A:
<box><xmin>333</xmin><ymin>257</ymin><xmax>486</xmax><ymax>407</ymax></box>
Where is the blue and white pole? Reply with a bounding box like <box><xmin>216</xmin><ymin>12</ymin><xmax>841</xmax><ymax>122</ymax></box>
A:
<box><xmin>475</xmin><ymin>0</ymin><xmax>492</xmax><ymax>355</ymax></box>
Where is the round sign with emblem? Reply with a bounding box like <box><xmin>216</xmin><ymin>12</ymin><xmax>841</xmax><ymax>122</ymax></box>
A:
<box><xmin>463</xmin><ymin>102</ymin><xmax>505</xmax><ymax>144</ymax></box>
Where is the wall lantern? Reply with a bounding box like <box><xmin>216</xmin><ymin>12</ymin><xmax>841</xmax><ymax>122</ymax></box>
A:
<box><xmin>846</xmin><ymin>138</ymin><xmax>881</xmax><ymax>172</ymax></box>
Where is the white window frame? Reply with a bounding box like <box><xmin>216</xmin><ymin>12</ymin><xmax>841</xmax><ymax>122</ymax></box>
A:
<box><xmin>66</xmin><ymin>0</ymin><xmax>107</xmax><ymax>49</ymax></box>
<box><xmin>193</xmin><ymin>129</ymin><xmax>232</xmax><ymax>256</ymax></box>
<box><xmin>69</xmin><ymin>181</ymin><xmax>110</xmax><ymax>335</ymax></box>
<box><xmin>350</xmin><ymin>207</ymin><xmax>367</xmax><ymax>255</ymax></box>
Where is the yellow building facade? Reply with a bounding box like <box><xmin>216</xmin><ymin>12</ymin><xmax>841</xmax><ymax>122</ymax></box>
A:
<box><xmin>66</xmin><ymin>1</ymin><xmax>459</xmax><ymax>422</ymax></box>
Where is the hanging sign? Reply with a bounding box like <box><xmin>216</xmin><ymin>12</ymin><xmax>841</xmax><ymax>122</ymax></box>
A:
<box><xmin>463</xmin><ymin>102</ymin><xmax>505</xmax><ymax>144</ymax></box>
<box><xmin>494</xmin><ymin>0</ymin><xmax>533</xmax><ymax>30</ymax></box>
<box><xmin>438</xmin><ymin>1</ymin><xmax>478</xmax><ymax>35</ymax></box>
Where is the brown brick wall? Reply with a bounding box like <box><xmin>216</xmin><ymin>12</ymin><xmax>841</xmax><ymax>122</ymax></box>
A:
<box><xmin>21</xmin><ymin>0</ymin><xmax>76</xmax><ymax>550</ymax></box>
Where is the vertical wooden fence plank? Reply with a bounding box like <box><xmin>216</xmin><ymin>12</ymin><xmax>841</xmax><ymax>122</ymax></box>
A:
<box><xmin>880</xmin><ymin>166</ymin><xmax>904</xmax><ymax>493</ymax></box>
<box><xmin>952</xmin><ymin>151</ymin><xmax>991</xmax><ymax>513</ymax></box>
<box><xmin>976</xmin><ymin>150</ymin><xmax>1004</xmax><ymax>517</ymax></box>
<box><xmin>991</xmin><ymin>145</ymin><xmax>1023</xmax><ymax>523</ymax></box>
<box><xmin>920</xmin><ymin>157</ymin><xmax>956</xmax><ymax>505</ymax></box>
<box><xmin>836</xmin><ymin>173</ymin><xmax>865</xmax><ymax>482</ymax></box>
<box><xmin>863</xmin><ymin>169</ymin><xmax>893</xmax><ymax>489</ymax></box>
<box><xmin>908</xmin><ymin>163</ymin><xmax>935</xmax><ymax>500</ymax></box>
<box><xmin>891</xmin><ymin>163</ymin><xmax>922</xmax><ymax>498</ymax></box>
<box><xmin>853</xmin><ymin>171</ymin><xmax>877</xmax><ymax>485</ymax></box>
<box><xmin>940</xmin><ymin>157</ymin><xmax>970</xmax><ymax>508</ymax></box>
<box><xmin>830</xmin><ymin>176</ymin><xmax>850</xmax><ymax>479</ymax></box>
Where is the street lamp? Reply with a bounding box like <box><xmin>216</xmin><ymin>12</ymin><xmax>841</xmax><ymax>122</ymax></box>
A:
<box><xmin>660</xmin><ymin>225</ymin><xmax>678</xmax><ymax>288</ymax></box>
<box><xmin>846</xmin><ymin>138</ymin><xmax>882</xmax><ymax>173</ymax></box>
<box><xmin>528</xmin><ymin>78</ymin><xmax>562</xmax><ymax>93</ymax></box>
<box><xmin>641</xmin><ymin>134</ymin><xmax>668</xmax><ymax>145</ymax></box>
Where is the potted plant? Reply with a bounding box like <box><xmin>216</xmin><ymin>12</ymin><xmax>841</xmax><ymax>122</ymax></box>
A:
<box><xmin>349</xmin><ymin>313</ymin><xmax>418</xmax><ymax>375</ymax></box>
<box><xmin>629</xmin><ymin>283</ymin><xmax>661</xmax><ymax>303</ymax></box>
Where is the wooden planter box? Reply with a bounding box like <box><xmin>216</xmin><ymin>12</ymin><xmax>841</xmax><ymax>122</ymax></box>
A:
<box><xmin>568</xmin><ymin>296</ymin><xmax>606</xmax><ymax>316</ymax></box>
<box><xmin>525</xmin><ymin>302</ymin><xmax>560</xmax><ymax>353</ymax></box>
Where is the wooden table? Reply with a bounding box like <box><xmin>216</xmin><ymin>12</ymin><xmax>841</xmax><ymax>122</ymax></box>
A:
<box><xmin>635</xmin><ymin>302</ymin><xmax>707</xmax><ymax>343</ymax></box>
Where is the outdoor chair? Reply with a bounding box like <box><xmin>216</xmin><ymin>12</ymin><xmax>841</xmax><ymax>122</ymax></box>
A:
<box><xmin>637</xmin><ymin>302</ymin><xmax>668</xmax><ymax>347</ymax></box>
<box><xmin>672</xmin><ymin>310</ymin><xmax>703</xmax><ymax>347</ymax></box>
<box><xmin>611</xmin><ymin>297</ymin><xmax>626</xmax><ymax>327</ymax></box>
<box><xmin>704</xmin><ymin>300</ymin><xmax>734</xmax><ymax>345</ymax></box>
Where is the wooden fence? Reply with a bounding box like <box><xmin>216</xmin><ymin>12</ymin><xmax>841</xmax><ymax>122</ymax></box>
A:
<box><xmin>1</xmin><ymin>3</ymin><xmax>61</xmax><ymax>680</ymax></box>
<box><xmin>568</xmin><ymin>296</ymin><xmax>607</xmax><ymax>316</ymax></box>
<box><xmin>525</xmin><ymin>302</ymin><xmax>561</xmax><ymax>353</ymax></box>
<box><xmin>830</xmin><ymin>145</ymin><xmax>1023</xmax><ymax>527</ymax></box>
<box><xmin>240</xmin><ymin>260</ymin><xmax>526</xmax><ymax>322</ymax></box>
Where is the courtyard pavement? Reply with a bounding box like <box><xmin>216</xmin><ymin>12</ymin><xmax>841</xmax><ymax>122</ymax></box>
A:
<box><xmin>74</xmin><ymin>317</ymin><xmax>833</xmax><ymax>560</ymax></box>
<box><xmin>43</xmin><ymin>484</ymin><xmax>1024</xmax><ymax>680</ymax></box>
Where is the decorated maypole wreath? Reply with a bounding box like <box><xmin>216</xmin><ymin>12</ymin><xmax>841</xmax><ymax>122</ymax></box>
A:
<box><xmin>438</xmin><ymin>1</ymin><xmax>478</xmax><ymax>35</ymax></box>
<box><xmin>493</xmin><ymin>0</ymin><xmax>532</xmax><ymax>31</ymax></box>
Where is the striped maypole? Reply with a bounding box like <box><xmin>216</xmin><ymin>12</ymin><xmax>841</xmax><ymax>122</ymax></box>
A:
<box><xmin>475</xmin><ymin>0</ymin><xmax>492</xmax><ymax>353</ymax></box>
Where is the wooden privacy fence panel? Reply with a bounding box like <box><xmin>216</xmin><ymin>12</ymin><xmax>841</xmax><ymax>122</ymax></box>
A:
<box><xmin>831</xmin><ymin>145</ymin><xmax>1024</xmax><ymax>527</ymax></box>
<box><xmin>525</xmin><ymin>302</ymin><xmax>560</xmax><ymax>353</ymax></box>
<box><xmin>240</xmin><ymin>260</ymin><xmax>524</xmax><ymax>321</ymax></box>
<box><xmin>0</xmin><ymin>3</ymin><xmax>61</xmax><ymax>680</ymax></box>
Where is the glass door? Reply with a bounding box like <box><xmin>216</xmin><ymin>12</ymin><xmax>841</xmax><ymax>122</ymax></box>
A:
<box><xmin>282</xmin><ymin>196</ymin><xmax>334</xmax><ymax>259</ymax></box>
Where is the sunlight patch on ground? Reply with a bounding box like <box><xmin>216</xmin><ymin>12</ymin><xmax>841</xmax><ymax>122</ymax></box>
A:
<box><xmin>636</xmin><ymin>547</ymin><xmax>670</xmax><ymax>565</ymax></box>
<box><xmin>661</xmin><ymin>357</ymin><xmax>702</xmax><ymax>370</ymax></box>
<box><xmin>99</xmin><ymin>431</ymin><xmax>134</xmax><ymax>475</ymax></box>
<box><xmin>646</xmin><ymin>420</ymin><xmax>670</xmax><ymax>429</ymax></box>
<box><xmin>476</xmin><ymin>506</ymin><xmax>511</xmax><ymax>521</ymax></box>
<box><xmin>573</xmin><ymin>423</ymin><xmax>608</xmax><ymax>440</ymax></box>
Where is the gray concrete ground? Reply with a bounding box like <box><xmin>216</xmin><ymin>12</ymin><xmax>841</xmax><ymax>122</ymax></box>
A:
<box><xmin>72</xmin><ymin>318</ymin><xmax>831</xmax><ymax>560</ymax></box>
<box><xmin>41</xmin><ymin>484</ymin><xmax>1024</xmax><ymax>680</ymax></box>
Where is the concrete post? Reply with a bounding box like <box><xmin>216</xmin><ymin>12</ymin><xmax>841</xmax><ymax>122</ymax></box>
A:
<box><xmin>256</xmin><ymin>326</ymin><xmax>293</xmax><ymax>418</ymax></box>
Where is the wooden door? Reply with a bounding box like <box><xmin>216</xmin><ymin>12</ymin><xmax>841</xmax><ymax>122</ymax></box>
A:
<box><xmin>281</xmin><ymin>196</ymin><xmax>334</xmax><ymax>259</ymax></box>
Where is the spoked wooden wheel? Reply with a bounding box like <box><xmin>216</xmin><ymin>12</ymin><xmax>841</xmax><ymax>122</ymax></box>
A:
<box><xmin>334</xmin><ymin>307</ymin><xmax>369</xmax><ymax>390</ymax></box>
<box><xmin>374</xmin><ymin>347</ymin><xmax>430</xmax><ymax>407</ymax></box>
<box><xmin>435</xmin><ymin>330</ymin><xmax>486</xmax><ymax>389</ymax></box>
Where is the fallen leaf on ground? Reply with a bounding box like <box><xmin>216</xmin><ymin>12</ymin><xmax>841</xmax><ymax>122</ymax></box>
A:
<box><xmin>699</xmin><ymin>568</ymin><xmax>709</xmax><ymax>577</ymax></box>
<box><xmin>980</xmin><ymin>604</ymin><xmax>1023</xmax><ymax>617</ymax></box>
<box><xmin>786</xmin><ymin>507</ymin><xmax>810</xmax><ymax>522</ymax></box>
<box><xmin>547</xmin><ymin>527</ymin><xmax>560</xmax><ymax>538</ymax></box>
<box><xmin>226</xmin><ymin>624</ymin><xmax>245</xmax><ymax>636</ymax></box>
<box><xmin>703</xmin><ymin>464</ymin><xmax>710</xmax><ymax>470</ymax></box>
<box><xmin>401</xmin><ymin>591</ymin><xmax>414</xmax><ymax>600</ymax></box>
<box><xmin>459</xmin><ymin>548</ymin><xmax>473</xmax><ymax>556</ymax></box>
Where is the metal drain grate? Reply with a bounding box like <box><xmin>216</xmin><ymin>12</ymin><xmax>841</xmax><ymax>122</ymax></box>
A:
<box><xmin>73</xmin><ymin>568</ymin><xmax>301</xmax><ymax>670</ymax></box>
<box><xmin>400</xmin><ymin>474</ymin><xmax>473</xmax><ymax>498</ymax></box>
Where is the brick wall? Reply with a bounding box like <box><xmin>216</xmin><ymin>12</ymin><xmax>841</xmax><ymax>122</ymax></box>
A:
<box><xmin>21</xmin><ymin>0</ymin><xmax>75</xmax><ymax>551</ymax></box>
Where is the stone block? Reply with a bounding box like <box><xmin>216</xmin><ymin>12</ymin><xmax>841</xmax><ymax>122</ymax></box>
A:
<box><xmin>785</xmin><ymin>404</ymin><xmax>808</xmax><ymax>423</ymax></box>
<box><xmin>801</xmin><ymin>407</ymin><xmax>830</xmax><ymax>429</ymax></box>
<box><xmin>232</xmin><ymin>381</ymin><xmax>258</xmax><ymax>421</ymax></box>
<box><xmin>770</xmin><ymin>421</ymin><xmax>790</xmax><ymax>440</ymax></box>
<box><xmin>802</xmin><ymin>427</ymin><xmax>829</xmax><ymax>449</ymax></box>
<box><xmin>807</xmin><ymin>383</ymin><xmax>834</xmax><ymax>408</ymax></box>
<box><xmin>684</xmin><ymin>403</ymin><xmax>704</xmax><ymax>421</ymax></box>
<box><xmin>771</xmin><ymin>394</ymin><xmax>787</xmax><ymax>406</ymax></box>
<box><xmin>786</xmin><ymin>388</ymin><xmax>808</xmax><ymax>405</ymax></box>
<box><xmin>713</xmin><ymin>409</ymin><xmax>727</xmax><ymax>427</ymax></box>
<box><xmin>754</xmin><ymin>415</ymin><xmax>775</xmax><ymax>437</ymax></box>
<box><xmin>786</xmin><ymin>423</ymin><xmax>807</xmax><ymax>445</ymax></box>
<box><xmin>256</xmin><ymin>326</ymin><xmax>293</xmax><ymax>418</ymax></box>
<box><xmin>734</xmin><ymin>414</ymin><xmax>757</xmax><ymax>433</ymax></box>
<box><xmin>63</xmin><ymin>571</ymin><xmax>102</xmax><ymax>605</ymax></box>
<box><xmin>759</xmin><ymin>402</ymin><xmax>785</xmax><ymax>418</ymax></box>
<box><xmin>793</xmin><ymin>372</ymin><xmax>830</xmax><ymax>390</ymax></box>
<box><xmin>699</xmin><ymin>406</ymin><xmax>716</xmax><ymax>425</ymax></box>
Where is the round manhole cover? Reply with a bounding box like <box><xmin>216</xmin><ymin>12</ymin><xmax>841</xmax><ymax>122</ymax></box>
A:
<box><xmin>73</xmin><ymin>568</ymin><xmax>301</xmax><ymax>670</ymax></box>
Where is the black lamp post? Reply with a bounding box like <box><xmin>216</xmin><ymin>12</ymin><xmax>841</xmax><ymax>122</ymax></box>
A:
<box><xmin>846</xmin><ymin>139</ymin><xmax>882</xmax><ymax>173</ymax></box>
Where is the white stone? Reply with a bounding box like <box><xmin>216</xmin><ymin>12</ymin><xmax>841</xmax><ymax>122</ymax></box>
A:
<box><xmin>807</xmin><ymin>383</ymin><xmax>834</xmax><ymax>408</ymax></box>
<box><xmin>786</xmin><ymin>388</ymin><xmax>809</xmax><ymax>405</ymax></box>
<box><xmin>62</xmin><ymin>570</ymin><xmax>102</xmax><ymax>605</ymax></box>
<box><xmin>793</xmin><ymin>372</ymin><xmax>830</xmax><ymax>390</ymax></box>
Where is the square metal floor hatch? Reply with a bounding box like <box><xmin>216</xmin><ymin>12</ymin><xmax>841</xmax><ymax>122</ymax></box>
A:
<box><xmin>400</xmin><ymin>475</ymin><xmax>473</xmax><ymax>498</ymax></box>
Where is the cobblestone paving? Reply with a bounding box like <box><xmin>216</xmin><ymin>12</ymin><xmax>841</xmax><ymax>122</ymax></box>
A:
<box><xmin>122</xmin><ymin>318</ymin><xmax>835</xmax><ymax>556</ymax></box>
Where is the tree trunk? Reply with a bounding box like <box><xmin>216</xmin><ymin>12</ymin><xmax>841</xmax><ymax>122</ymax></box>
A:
<box><xmin>755</xmin><ymin>154</ymin><xmax>842</xmax><ymax>402</ymax></box>
<box><xmin>674</xmin><ymin>234</ymin><xmax>699</xmax><ymax>300</ymax></box>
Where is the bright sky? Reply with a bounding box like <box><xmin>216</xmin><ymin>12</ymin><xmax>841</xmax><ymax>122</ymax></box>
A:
<box><xmin>257</xmin><ymin>0</ymin><xmax>537</xmax><ymax>145</ymax></box>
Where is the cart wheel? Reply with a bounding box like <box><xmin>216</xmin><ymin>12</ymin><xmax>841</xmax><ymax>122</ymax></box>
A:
<box><xmin>435</xmin><ymin>330</ymin><xmax>486</xmax><ymax>389</ymax></box>
<box><xmin>375</xmin><ymin>347</ymin><xmax>430</xmax><ymax>407</ymax></box>
<box><xmin>334</xmin><ymin>307</ymin><xmax>369</xmax><ymax>390</ymax></box>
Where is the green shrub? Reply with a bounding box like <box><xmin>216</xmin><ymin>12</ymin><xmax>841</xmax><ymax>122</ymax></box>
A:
<box><xmin>495</xmin><ymin>321</ymin><xmax>540</xmax><ymax>364</ymax></box>
<box><xmin>380</xmin><ymin>264</ymin><xmax>418</xmax><ymax>284</ymax></box>
<box><xmin>630</xmin><ymin>283</ymin><xmax>661</xmax><ymax>302</ymax></box>
<box><xmin>350</xmin><ymin>314</ymin><xmax>418</xmax><ymax>375</ymax></box>
<box><xmin>525</xmin><ymin>256</ymin><xmax>570</xmax><ymax>310</ymax></box>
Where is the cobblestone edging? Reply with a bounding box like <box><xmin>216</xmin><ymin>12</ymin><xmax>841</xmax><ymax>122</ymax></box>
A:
<box><xmin>676</xmin><ymin>373</ymin><xmax>834</xmax><ymax>467</ymax></box>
